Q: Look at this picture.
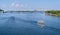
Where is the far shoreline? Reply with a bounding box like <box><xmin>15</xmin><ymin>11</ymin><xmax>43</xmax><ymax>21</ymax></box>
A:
<box><xmin>45</xmin><ymin>10</ymin><xmax>60</xmax><ymax>17</ymax></box>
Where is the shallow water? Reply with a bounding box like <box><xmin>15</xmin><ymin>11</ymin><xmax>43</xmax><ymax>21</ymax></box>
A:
<box><xmin>0</xmin><ymin>12</ymin><xmax>60</xmax><ymax>35</ymax></box>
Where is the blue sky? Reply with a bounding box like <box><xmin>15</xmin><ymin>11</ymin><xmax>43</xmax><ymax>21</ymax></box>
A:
<box><xmin>0</xmin><ymin>0</ymin><xmax>60</xmax><ymax>11</ymax></box>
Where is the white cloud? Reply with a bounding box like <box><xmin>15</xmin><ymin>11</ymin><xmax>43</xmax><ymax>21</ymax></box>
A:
<box><xmin>20</xmin><ymin>4</ymin><xmax>24</xmax><ymax>7</ymax></box>
<box><xmin>11</xmin><ymin>3</ymin><xmax>15</xmax><ymax>6</ymax></box>
<box><xmin>11</xmin><ymin>3</ymin><xmax>20</xmax><ymax>7</ymax></box>
<box><xmin>11</xmin><ymin>3</ymin><xmax>29</xmax><ymax>8</ymax></box>
<box><xmin>15</xmin><ymin>4</ymin><xmax>20</xmax><ymax>7</ymax></box>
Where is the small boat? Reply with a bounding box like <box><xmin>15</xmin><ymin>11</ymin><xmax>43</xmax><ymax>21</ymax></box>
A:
<box><xmin>37</xmin><ymin>20</ymin><xmax>45</xmax><ymax>28</ymax></box>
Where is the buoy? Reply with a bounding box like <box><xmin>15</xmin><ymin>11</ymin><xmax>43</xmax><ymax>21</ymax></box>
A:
<box><xmin>37</xmin><ymin>20</ymin><xmax>45</xmax><ymax>28</ymax></box>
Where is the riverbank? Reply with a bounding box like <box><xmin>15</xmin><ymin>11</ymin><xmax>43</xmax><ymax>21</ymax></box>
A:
<box><xmin>45</xmin><ymin>10</ymin><xmax>60</xmax><ymax>17</ymax></box>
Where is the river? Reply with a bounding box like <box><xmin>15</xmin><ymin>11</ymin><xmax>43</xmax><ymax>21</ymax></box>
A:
<box><xmin>0</xmin><ymin>12</ymin><xmax>60</xmax><ymax>35</ymax></box>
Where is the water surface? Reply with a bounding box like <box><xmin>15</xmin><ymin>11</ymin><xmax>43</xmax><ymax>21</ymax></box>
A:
<box><xmin>0</xmin><ymin>12</ymin><xmax>60</xmax><ymax>35</ymax></box>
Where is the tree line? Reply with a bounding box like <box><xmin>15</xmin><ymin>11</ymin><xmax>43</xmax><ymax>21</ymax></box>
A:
<box><xmin>45</xmin><ymin>10</ymin><xmax>60</xmax><ymax>16</ymax></box>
